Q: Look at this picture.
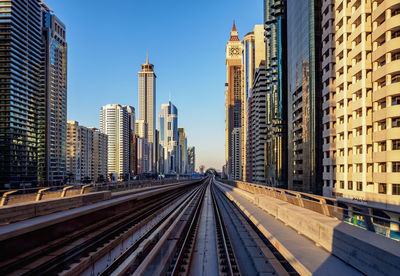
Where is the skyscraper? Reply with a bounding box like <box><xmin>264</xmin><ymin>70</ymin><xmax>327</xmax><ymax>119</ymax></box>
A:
<box><xmin>42</xmin><ymin>4</ymin><xmax>67</xmax><ymax>185</ymax></box>
<box><xmin>287</xmin><ymin>0</ymin><xmax>323</xmax><ymax>194</ymax></box>
<box><xmin>159</xmin><ymin>101</ymin><xmax>178</xmax><ymax>174</ymax></box>
<box><xmin>125</xmin><ymin>106</ymin><xmax>135</xmax><ymax>177</ymax></box>
<box><xmin>91</xmin><ymin>128</ymin><xmax>108</xmax><ymax>183</ymax></box>
<box><xmin>248</xmin><ymin>62</ymin><xmax>268</xmax><ymax>184</ymax></box>
<box><xmin>66</xmin><ymin>122</ymin><xmax>108</xmax><ymax>183</ymax></box>
<box><xmin>178</xmin><ymin>127</ymin><xmax>188</xmax><ymax>174</ymax></box>
<box><xmin>264</xmin><ymin>0</ymin><xmax>287</xmax><ymax>187</ymax></box>
<box><xmin>323</xmin><ymin>0</ymin><xmax>400</xmax><ymax>210</ymax></box>
<box><xmin>138</xmin><ymin>54</ymin><xmax>156</xmax><ymax>171</ymax></box>
<box><xmin>0</xmin><ymin>1</ymin><xmax>67</xmax><ymax>187</ymax></box>
<box><xmin>135</xmin><ymin>119</ymin><xmax>152</xmax><ymax>173</ymax></box>
<box><xmin>321</xmin><ymin>0</ymin><xmax>336</xmax><ymax>195</ymax></box>
<box><xmin>187</xmin><ymin>146</ymin><xmax>196</xmax><ymax>174</ymax></box>
<box><xmin>225</xmin><ymin>22</ymin><xmax>243</xmax><ymax>180</ymax></box>
<box><xmin>100</xmin><ymin>104</ymin><xmax>130</xmax><ymax>180</ymax></box>
<box><xmin>242</xmin><ymin>24</ymin><xmax>265</xmax><ymax>182</ymax></box>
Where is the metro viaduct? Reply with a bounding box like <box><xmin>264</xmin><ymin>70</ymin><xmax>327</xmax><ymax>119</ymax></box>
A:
<box><xmin>0</xmin><ymin>178</ymin><xmax>399</xmax><ymax>275</ymax></box>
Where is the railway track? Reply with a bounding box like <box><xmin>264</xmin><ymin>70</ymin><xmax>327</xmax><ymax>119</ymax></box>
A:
<box><xmin>0</xmin><ymin>180</ymin><xmax>203</xmax><ymax>275</ymax></box>
<box><xmin>0</xmin><ymin>177</ymin><xmax>298</xmax><ymax>275</ymax></box>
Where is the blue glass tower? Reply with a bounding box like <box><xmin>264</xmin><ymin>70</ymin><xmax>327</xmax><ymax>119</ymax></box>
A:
<box><xmin>264</xmin><ymin>0</ymin><xmax>288</xmax><ymax>187</ymax></box>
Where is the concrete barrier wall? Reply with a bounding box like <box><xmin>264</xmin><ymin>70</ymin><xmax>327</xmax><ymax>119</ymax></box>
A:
<box><xmin>2</xmin><ymin>179</ymin><xmax>192</xmax><ymax>206</ymax></box>
<box><xmin>219</xmin><ymin>184</ymin><xmax>400</xmax><ymax>276</ymax></box>
<box><xmin>0</xmin><ymin>191</ymin><xmax>111</xmax><ymax>224</ymax></box>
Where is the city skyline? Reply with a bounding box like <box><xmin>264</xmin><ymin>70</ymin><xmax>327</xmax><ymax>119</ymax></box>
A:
<box><xmin>44</xmin><ymin>0</ymin><xmax>264</xmax><ymax>170</ymax></box>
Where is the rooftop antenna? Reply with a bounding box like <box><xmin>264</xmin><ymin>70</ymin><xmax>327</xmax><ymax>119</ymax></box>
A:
<box><xmin>146</xmin><ymin>52</ymin><xmax>149</xmax><ymax>63</ymax></box>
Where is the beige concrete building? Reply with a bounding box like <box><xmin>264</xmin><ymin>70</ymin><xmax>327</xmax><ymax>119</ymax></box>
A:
<box><xmin>135</xmin><ymin>120</ymin><xmax>148</xmax><ymax>140</ymax></box>
<box><xmin>242</xmin><ymin>25</ymin><xmax>266</xmax><ymax>181</ymax></box>
<box><xmin>66</xmin><ymin>122</ymin><xmax>108</xmax><ymax>183</ymax></box>
<box><xmin>91</xmin><ymin>128</ymin><xmax>108</xmax><ymax>182</ymax></box>
<box><xmin>322</xmin><ymin>0</ymin><xmax>337</xmax><ymax>194</ymax></box>
<box><xmin>323</xmin><ymin>0</ymin><xmax>400</xmax><ymax>212</ymax></box>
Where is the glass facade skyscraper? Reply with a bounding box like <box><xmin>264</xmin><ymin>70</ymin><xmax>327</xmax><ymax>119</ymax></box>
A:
<box><xmin>42</xmin><ymin>5</ymin><xmax>67</xmax><ymax>185</ymax></box>
<box><xmin>287</xmin><ymin>0</ymin><xmax>323</xmax><ymax>194</ymax></box>
<box><xmin>0</xmin><ymin>0</ymin><xmax>45</xmax><ymax>187</ymax></box>
<box><xmin>159</xmin><ymin>101</ymin><xmax>178</xmax><ymax>174</ymax></box>
<box><xmin>0</xmin><ymin>1</ymin><xmax>67</xmax><ymax>187</ymax></box>
<box><xmin>264</xmin><ymin>0</ymin><xmax>288</xmax><ymax>187</ymax></box>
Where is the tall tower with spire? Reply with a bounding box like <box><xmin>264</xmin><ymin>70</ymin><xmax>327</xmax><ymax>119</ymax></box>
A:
<box><xmin>138</xmin><ymin>54</ymin><xmax>156</xmax><ymax>171</ymax></box>
<box><xmin>225</xmin><ymin>21</ymin><xmax>243</xmax><ymax>180</ymax></box>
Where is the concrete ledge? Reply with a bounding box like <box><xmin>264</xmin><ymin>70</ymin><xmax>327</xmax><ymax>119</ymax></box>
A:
<box><xmin>217</xmin><ymin>182</ymin><xmax>400</xmax><ymax>276</ymax></box>
<box><xmin>0</xmin><ymin>191</ymin><xmax>111</xmax><ymax>225</ymax></box>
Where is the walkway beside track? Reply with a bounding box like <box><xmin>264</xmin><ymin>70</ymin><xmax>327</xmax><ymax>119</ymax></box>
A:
<box><xmin>214</xmin><ymin>180</ymin><xmax>363</xmax><ymax>276</ymax></box>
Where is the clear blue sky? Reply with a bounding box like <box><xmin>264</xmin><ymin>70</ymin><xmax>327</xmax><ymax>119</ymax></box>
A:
<box><xmin>45</xmin><ymin>0</ymin><xmax>263</xmax><ymax>171</ymax></box>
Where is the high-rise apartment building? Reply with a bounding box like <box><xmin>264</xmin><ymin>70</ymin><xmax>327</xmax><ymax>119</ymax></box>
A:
<box><xmin>178</xmin><ymin>127</ymin><xmax>188</xmax><ymax>174</ymax></box>
<box><xmin>248</xmin><ymin>62</ymin><xmax>268</xmax><ymax>184</ymax></box>
<box><xmin>138</xmin><ymin>55</ymin><xmax>156</xmax><ymax>172</ymax></box>
<box><xmin>187</xmin><ymin>146</ymin><xmax>196</xmax><ymax>174</ymax></box>
<box><xmin>159</xmin><ymin>101</ymin><xmax>178</xmax><ymax>174</ymax></box>
<box><xmin>242</xmin><ymin>25</ymin><xmax>265</xmax><ymax>182</ymax></box>
<box><xmin>225</xmin><ymin>22</ymin><xmax>243</xmax><ymax>180</ymax></box>
<box><xmin>321</xmin><ymin>0</ymin><xmax>337</xmax><ymax>194</ymax></box>
<box><xmin>42</xmin><ymin>5</ymin><xmax>67</xmax><ymax>185</ymax></box>
<box><xmin>125</xmin><ymin>106</ymin><xmax>135</xmax><ymax>177</ymax></box>
<box><xmin>264</xmin><ymin>0</ymin><xmax>288</xmax><ymax>187</ymax></box>
<box><xmin>66</xmin><ymin>122</ymin><xmax>107</xmax><ymax>183</ymax></box>
<box><xmin>91</xmin><ymin>128</ymin><xmax>108</xmax><ymax>182</ymax></box>
<box><xmin>135</xmin><ymin>120</ymin><xmax>148</xmax><ymax>139</ymax></box>
<box><xmin>323</xmin><ymin>0</ymin><xmax>400</xmax><ymax>210</ymax></box>
<box><xmin>135</xmin><ymin>119</ymin><xmax>152</xmax><ymax>173</ymax></box>
<box><xmin>0</xmin><ymin>0</ymin><xmax>67</xmax><ymax>187</ymax></box>
<box><xmin>100</xmin><ymin>104</ymin><xmax>130</xmax><ymax>180</ymax></box>
<box><xmin>287</xmin><ymin>0</ymin><xmax>323</xmax><ymax>194</ymax></box>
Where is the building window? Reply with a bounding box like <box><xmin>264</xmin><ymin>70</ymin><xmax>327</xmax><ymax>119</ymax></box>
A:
<box><xmin>392</xmin><ymin>117</ymin><xmax>400</xmax><ymax>128</ymax></box>
<box><xmin>168</xmin><ymin>122</ymin><xmax>171</xmax><ymax>130</ymax></box>
<box><xmin>392</xmin><ymin>74</ymin><xmax>400</xmax><ymax>84</ymax></box>
<box><xmin>392</xmin><ymin>31</ymin><xmax>400</xmax><ymax>40</ymax></box>
<box><xmin>356</xmin><ymin>182</ymin><xmax>363</xmax><ymax>191</ymax></box>
<box><xmin>392</xmin><ymin>8</ymin><xmax>400</xmax><ymax>17</ymax></box>
<box><xmin>392</xmin><ymin>162</ymin><xmax>400</xmax><ymax>172</ymax></box>
<box><xmin>393</xmin><ymin>139</ymin><xmax>400</xmax><ymax>150</ymax></box>
<box><xmin>378</xmin><ymin>141</ymin><xmax>386</xmax><ymax>151</ymax></box>
<box><xmin>377</xmin><ymin>100</ymin><xmax>386</xmax><ymax>109</ymax></box>
<box><xmin>392</xmin><ymin>51</ymin><xmax>400</xmax><ymax>61</ymax></box>
<box><xmin>393</xmin><ymin>184</ymin><xmax>400</xmax><ymax>195</ymax></box>
<box><xmin>379</xmin><ymin>162</ymin><xmax>386</xmax><ymax>172</ymax></box>
<box><xmin>392</xmin><ymin>95</ymin><xmax>400</xmax><ymax>106</ymax></box>
<box><xmin>348</xmin><ymin>181</ymin><xmax>353</xmax><ymax>190</ymax></box>
<box><xmin>379</xmin><ymin>183</ymin><xmax>387</xmax><ymax>194</ymax></box>
<box><xmin>378</xmin><ymin>120</ymin><xmax>386</xmax><ymax>130</ymax></box>
<box><xmin>340</xmin><ymin>181</ymin><xmax>344</xmax><ymax>189</ymax></box>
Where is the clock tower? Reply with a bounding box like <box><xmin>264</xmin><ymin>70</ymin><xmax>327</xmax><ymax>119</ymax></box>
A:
<box><xmin>225</xmin><ymin>21</ymin><xmax>243</xmax><ymax>180</ymax></box>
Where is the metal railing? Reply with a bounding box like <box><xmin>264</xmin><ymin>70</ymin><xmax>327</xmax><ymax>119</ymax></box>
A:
<box><xmin>0</xmin><ymin>179</ymin><xmax>192</xmax><ymax>207</ymax></box>
<box><xmin>222</xmin><ymin>180</ymin><xmax>400</xmax><ymax>241</ymax></box>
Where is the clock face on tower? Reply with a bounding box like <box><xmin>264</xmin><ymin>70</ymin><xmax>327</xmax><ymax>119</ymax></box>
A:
<box><xmin>229</xmin><ymin>47</ymin><xmax>240</xmax><ymax>56</ymax></box>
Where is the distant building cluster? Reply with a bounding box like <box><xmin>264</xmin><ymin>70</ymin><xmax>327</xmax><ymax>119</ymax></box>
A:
<box><xmin>0</xmin><ymin>1</ymin><xmax>196</xmax><ymax>188</ymax></box>
<box><xmin>68</xmin><ymin>55</ymin><xmax>197</xmax><ymax>182</ymax></box>
<box><xmin>225</xmin><ymin>0</ymin><xmax>400</xmax><ymax>211</ymax></box>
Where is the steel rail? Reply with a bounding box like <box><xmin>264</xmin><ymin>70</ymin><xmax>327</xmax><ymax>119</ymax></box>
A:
<box><xmin>210</xmin><ymin>180</ymin><xmax>239</xmax><ymax>276</ymax></box>
<box><xmin>168</xmin><ymin>177</ymin><xmax>210</xmax><ymax>275</ymax></box>
<box><xmin>109</xmin><ymin>182</ymin><xmax>207</xmax><ymax>275</ymax></box>
<box><xmin>1</xmin><ymin>182</ymin><xmax>200</xmax><ymax>275</ymax></box>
